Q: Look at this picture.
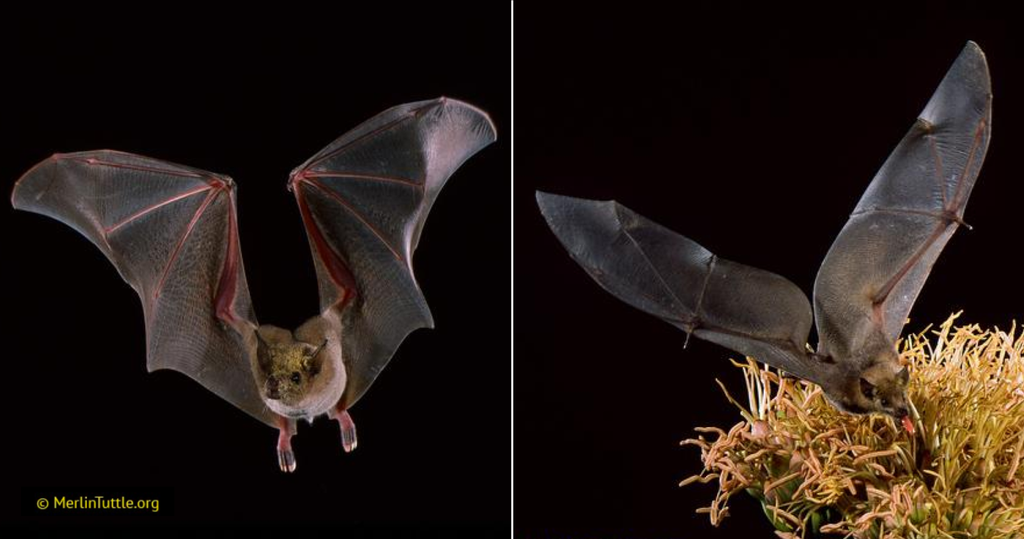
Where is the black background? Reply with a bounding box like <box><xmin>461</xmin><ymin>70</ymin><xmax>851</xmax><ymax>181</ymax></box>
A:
<box><xmin>0</xmin><ymin>8</ymin><xmax>508</xmax><ymax>537</ymax></box>
<box><xmin>517</xmin><ymin>6</ymin><xmax>1024</xmax><ymax>539</ymax></box>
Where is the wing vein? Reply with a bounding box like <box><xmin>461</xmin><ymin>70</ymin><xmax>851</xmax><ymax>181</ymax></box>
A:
<box><xmin>618</xmin><ymin>223</ymin><xmax>692</xmax><ymax>325</ymax></box>
<box><xmin>305</xmin><ymin>101</ymin><xmax>441</xmax><ymax>170</ymax></box>
<box><xmin>691</xmin><ymin>254</ymin><xmax>717</xmax><ymax>331</ymax></box>
<box><xmin>104</xmin><ymin>185</ymin><xmax>213</xmax><ymax>235</ymax></box>
<box><xmin>950</xmin><ymin>117</ymin><xmax>987</xmax><ymax>210</ymax></box>
<box><xmin>154</xmin><ymin>188</ymin><xmax>221</xmax><ymax>300</ymax></box>
<box><xmin>870</xmin><ymin>221</ymin><xmax>950</xmax><ymax>308</ymax></box>
<box><xmin>61</xmin><ymin>156</ymin><xmax>206</xmax><ymax>179</ymax></box>
<box><xmin>850</xmin><ymin>207</ymin><xmax>957</xmax><ymax>222</ymax></box>
<box><xmin>295</xmin><ymin>185</ymin><xmax>358</xmax><ymax>308</ymax></box>
<box><xmin>306</xmin><ymin>171</ymin><xmax>424</xmax><ymax>189</ymax></box>
<box><xmin>698</xmin><ymin>325</ymin><xmax>806</xmax><ymax>356</ymax></box>
<box><xmin>302</xmin><ymin>178</ymin><xmax>406</xmax><ymax>264</ymax></box>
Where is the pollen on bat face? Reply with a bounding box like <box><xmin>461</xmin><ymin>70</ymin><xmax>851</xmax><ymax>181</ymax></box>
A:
<box><xmin>681</xmin><ymin>313</ymin><xmax>1024</xmax><ymax>538</ymax></box>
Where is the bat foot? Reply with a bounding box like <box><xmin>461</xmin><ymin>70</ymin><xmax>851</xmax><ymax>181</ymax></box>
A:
<box><xmin>341</xmin><ymin>428</ymin><xmax>357</xmax><ymax>453</ymax></box>
<box><xmin>333</xmin><ymin>408</ymin><xmax>358</xmax><ymax>453</ymax></box>
<box><xmin>278</xmin><ymin>447</ymin><xmax>297</xmax><ymax>473</ymax></box>
<box><xmin>277</xmin><ymin>417</ymin><xmax>297</xmax><ymax>472</ymax></box>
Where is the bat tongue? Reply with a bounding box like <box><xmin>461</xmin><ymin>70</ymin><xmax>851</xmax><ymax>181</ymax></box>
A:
<box><xmin>901</xmin><ymin>414</ymin><xmax>916</xmax><ymax>435</ymax></box>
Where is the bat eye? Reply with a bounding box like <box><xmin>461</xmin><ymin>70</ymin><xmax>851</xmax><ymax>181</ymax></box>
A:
<box><xmin>860</xmin><ymin>378</ymin><xmax>876</xmax><ymax>399</ymax></box>
<box><xmin>881</xmin><ymin>397</ymin><xmax>890</xmax><ymax>408</ymax></box>
<box><xmin>290</xmin><ymin>372</ymin><xmax>301</xmax><ymax>384</ymax></box>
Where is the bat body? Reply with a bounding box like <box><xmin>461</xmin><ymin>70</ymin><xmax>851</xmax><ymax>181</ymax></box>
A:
<box><xmin>12</xmin><ymin>98</ymin><xmax>496</xmax><ymax>471</ymax></box>
<box><xmin>537</xmin><ymin>42</ymin><xmax>991</xmax><ymax>424</ymax></box>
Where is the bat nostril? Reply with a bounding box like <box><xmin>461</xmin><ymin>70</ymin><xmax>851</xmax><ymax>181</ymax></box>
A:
<box><xmin>266</xmin><ymin>378</ymin><xmax>280</xmax><ymax>399</ymax></box>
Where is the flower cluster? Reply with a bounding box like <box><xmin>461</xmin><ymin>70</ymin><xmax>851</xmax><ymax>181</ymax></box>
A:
<box><xmin>682</xmin><ymin>314</ymin><xmax>1024</xmax><ymax>539</ymax></box>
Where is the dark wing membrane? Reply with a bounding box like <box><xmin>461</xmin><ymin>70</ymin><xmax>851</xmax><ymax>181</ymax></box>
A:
<box><xmin>11</xmin><ymin>151</ymin><xmax>275</xmax><ymax>426</ymax></box>
<box><xmin>291</xmin><ymin>98</ymin><xmax>496</xmax><ymax>409</ymax></box>
<box><xmin>814</xmin><ymin>42</ymin><xmax>991</xmax><ymax>353</ymax></box>
<box><xmin>536</xmin><ymin>192</ymin><xmax>822</xmax><ymax>383</ymax></box>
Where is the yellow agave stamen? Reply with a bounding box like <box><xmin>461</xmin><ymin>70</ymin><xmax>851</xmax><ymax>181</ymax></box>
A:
<box><xmin>682</xmin><ymin>313</ymin><xmax>1024</xmax><ymax>539</ymax></box>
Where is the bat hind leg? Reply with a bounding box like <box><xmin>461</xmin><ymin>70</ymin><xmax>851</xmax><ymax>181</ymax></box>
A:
<box><xmin>276</xmin><ymin>417</ymin><xmax>297</xmax><ymax>473</ymax></box>
<box><xmin>332</xmin><ymin>406</ymin><xmax>358</xmax><ymax>453</ymax></box>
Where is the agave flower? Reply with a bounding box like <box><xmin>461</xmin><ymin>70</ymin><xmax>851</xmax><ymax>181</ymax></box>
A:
<box><xmin>682</xmin><ymin>313</ymin><xmax>1024</xmax><ymax>539</ymax></box>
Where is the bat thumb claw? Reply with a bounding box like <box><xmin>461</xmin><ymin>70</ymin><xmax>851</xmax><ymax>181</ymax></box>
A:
<box><xmin>945</xmin><ymin>210</ymin><xmax>972</xmax><ymax>230</ymax></box>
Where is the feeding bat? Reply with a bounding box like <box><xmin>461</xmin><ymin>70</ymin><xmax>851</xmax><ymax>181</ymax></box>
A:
<box><xmin>536</xmin><ymin>42</ymin><xmax>990</xmax><ymax>430</ymax></box>
<box><xmin>12</xmin><ymin>97</ymin><xmax>496</xmax><ymax>471</ymax></box>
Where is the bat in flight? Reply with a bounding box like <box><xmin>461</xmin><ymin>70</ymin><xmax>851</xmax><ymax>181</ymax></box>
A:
<box><xmin>537</xmin><ymin>42</ymin><xmax>991</xmax><ymax>431</ymax></box>
<box><xmin>12</xmin><ymin>98</ymin><xmax>496</xmax><ymax>471</ymax></box>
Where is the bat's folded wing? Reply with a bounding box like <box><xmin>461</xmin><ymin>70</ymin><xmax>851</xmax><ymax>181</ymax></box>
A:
<box><xmin>814</xmin><ymin>41</ymin><xmax>991</xmax><ymax>351</ymax></box>
<box><xmin>12</xmin><ymin>151</ymin><xmax>276</xmax><ymax>426</ymax></box>
<box><xmin>537</xmin><ymin>192</ymin><xmax>821</xmax><ymax>383</ymax></box>
<box><xmin>290</xmin><ymin>98</ymin><xmax>496</xmax><ymax>410</ymax></box>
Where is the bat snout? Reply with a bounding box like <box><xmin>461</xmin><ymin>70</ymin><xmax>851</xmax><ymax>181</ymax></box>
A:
<box><xmin>266</xmin><ymin>377</ymin><xmax>281</xmax><ymax>400</ymax></box>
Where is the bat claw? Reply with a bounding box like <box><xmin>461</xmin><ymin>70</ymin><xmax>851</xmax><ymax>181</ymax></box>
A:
<box><xmin>278</xmin><ymin>448</ymin><xmax>297</xmax><ymax>473</ymax></box>
<box><xmin>276</xmin><ymin>417</ymin><xmax>297</xmax><ymax>472</ymax></box>
<box><xmin>334</xmin><ymin>409</ymin><xmax>358</xmax><ymax>453</ymax></box>
<box><xmin>341</xmin><ymin>429</ymin><xmax>358</xmax><ymax>453</ymax></box>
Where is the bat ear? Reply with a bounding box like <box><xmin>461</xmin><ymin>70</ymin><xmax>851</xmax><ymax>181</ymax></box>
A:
<box><xmin>898</xmin><ymin>366</ymin><xmax>910</xmax><ymax>385</ymax></box>
<box><xmin>256</xmin><ymin>332</ymin><xmax>274</xmax><ymax>373</ymax></box>
<box><xmin>303</xmin><ymin>340</ymin><xmax>327</xmax><ymax>377</ymax></box>
<box><xmin>860</xmin><ymin>377</ymin><xmax>877</xmax><ymax>399</ymax></box>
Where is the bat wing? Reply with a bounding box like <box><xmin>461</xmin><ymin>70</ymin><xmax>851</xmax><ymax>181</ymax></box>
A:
<box><xmin>290</xmin><ymin>98</ymin><xmax>496</xmax><ymax>410</ymax></box>
<box><xmin>813</xmin><ymin>42</ymin><xmax>991</xmax><ymax>357</ymax></box>
<box><xmin>11</xmin><ymin>151</ymin><xmax>276</xmax><ymax>426</ymax></box>
<box><xmin>536</xmin><ymin>192</ymin><xmax>824</xmax><ymax>383</ymax></box>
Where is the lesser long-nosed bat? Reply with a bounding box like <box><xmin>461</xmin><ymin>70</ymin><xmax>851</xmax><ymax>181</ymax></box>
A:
<box><xmin>536</xmin><ymin>42</ymin><xmax>990</xmax><ymax>430</ymax></box>
<box><xmin>12</xmin><ymin>98</ymin><xmax>496</xmax><ymax>471</ymax></box>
